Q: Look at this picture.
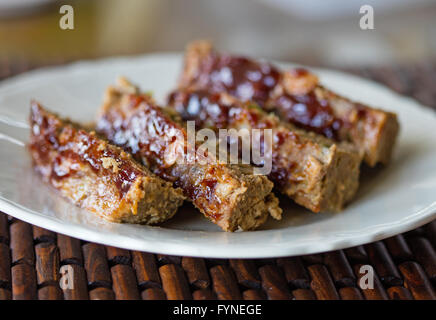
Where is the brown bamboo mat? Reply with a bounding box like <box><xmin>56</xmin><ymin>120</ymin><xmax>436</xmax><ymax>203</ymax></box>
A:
<box><xmin>0</xmin><ymin>61</ymin><xmax>435</xmax><ymax>300</ymax></box>
<box><xmin>0</xmin><ymin>212</ymin><xmax>435</xmax><ymax>300</ymax></box>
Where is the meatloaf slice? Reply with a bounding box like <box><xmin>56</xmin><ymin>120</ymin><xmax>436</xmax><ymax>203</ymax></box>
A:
<box><xmin>96</xmin><ymin>78</ymin><xmax>282</xmax><ymax>231</ymax></box>
<box><xmin>178</xmin><ymin>40</ymin><xmax>399</xmax><ymax>167</ymax></box>
<box><xmin>168</xmin><ymin>90</ymin><xmax>362</xmax><ymax>213</ymax></box>
<box><xmin>29</xmin><ymin>102</ymin><xmax>185</xmax><ymax>224</ymax></box>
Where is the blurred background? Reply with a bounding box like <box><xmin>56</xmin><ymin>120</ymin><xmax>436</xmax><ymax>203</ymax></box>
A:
<box><xmin>0</xmin><ymin>0</ymin><xmax>435</xmax><ymax>68</ymax></box>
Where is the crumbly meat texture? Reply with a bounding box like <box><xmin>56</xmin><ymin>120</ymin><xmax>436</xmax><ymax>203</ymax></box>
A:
<box><xmin>169</xmin><ymin>90</ymin><xmax>362</xmax><ymax>212</ymax></box>
<box><xmin>29</xmin><ymin>102</ymin><xmax>185</xmax><ymax>224</ymax></box>
<box><xmin>312</xmin><ymin>86</ymin><xmax>399</xmax><ymax>166</ymax></box>
<box><xmin>95</xmin><ymin>79</ymin><xmax>282</xmax><ymax>232</ymax></box>
<box><xmin>178</xmin><ymin>40</ymin><xmax>400</xmax><ymax>167</ymax></box>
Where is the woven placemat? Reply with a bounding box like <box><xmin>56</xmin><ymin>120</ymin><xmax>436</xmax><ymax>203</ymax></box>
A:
<box><xmin>0</xmin><ymin>61</ymin><xmax>435</xmax><ymax>300</ymax></box>
<box><xmin>0</xmin><ymin>213</ymin><xmax>435</xmax><ymax>300</ymax></box>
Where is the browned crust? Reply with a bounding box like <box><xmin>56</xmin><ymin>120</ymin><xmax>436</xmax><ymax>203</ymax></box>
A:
<box><xmin>179</xmin><ymin>40</ymin><xmax>214</xmax><ymax>90</ymax></box>
<box><xmin>314</xmin><ymin>87</ymin><xmax>400</xmax><ymax>166</ymax></box>
<box><xmin>168</xmin><ymin>90</ymin><xmax>361</xmax><ymax>212</ymax></box>
<box><xmin>180</xmin><ymin>40</ymin><xmax>400</xmax><ymax>167</ymax></box>
<box><xmin>29</xmin><ymin>102</ymin><xmax>185</xmax><ymax>224</ymax></box>
<box><xmin>96</xmin><ymin>79</ymin><xmax>282</xmax><ymax>231</ymax></box>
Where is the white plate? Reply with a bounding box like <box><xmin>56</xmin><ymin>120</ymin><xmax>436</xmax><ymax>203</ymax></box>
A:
<box><xmin>0</xmin><ymin>54</ymin><xmax>435</xmax><ymax>258</ymax></box>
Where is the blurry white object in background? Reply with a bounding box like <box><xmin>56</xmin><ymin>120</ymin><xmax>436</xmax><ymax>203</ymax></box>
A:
<box><xmin>0</xmin><ymin>0</ymin><xmax>55</xmax><ymax>17</ymax></box>
<box><xmin>259</xmin><ymin>0</ymin><xmax>436</xmax><ymax>19</ymax></box>
<box><xmin>322</xmin><ymin>35</ymin><xmax>395</xmax><ymax>66</ymax></box>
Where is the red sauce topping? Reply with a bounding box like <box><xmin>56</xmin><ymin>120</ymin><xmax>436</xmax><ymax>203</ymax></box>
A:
<box><xmin>192</xmin><ymin>51</ymin><xmax>343</xmax><ymax>140</ymax></box>
<box><xmin>289</xmin><ymin>68</ymin><xmax>309</xmax><ymax>77</ymax></box>
<box><xmin>196</xmin><ymin>53</ymin><xmax>280</xmax><ymax>105</ymax></box>
<box><xmin>30</xmin><ymin>103</ymin><xmax>141</xmax><ymax>198</ymax></box>
<box><xmin>169</xmin><ymin>90</ymin><xmax>230</xmax><ymax>129</ymax></box>
<box><xmin>181</xmin><ymin>176</ymin><xmax>221</xmax><ymax>220</ymax></box>
<box><xmin>272</xmin><ymin>93</ymin><xmax>342</xmax><ymax>140</ymax></box>
<box><xmin>97</xmin><ymin>95</ymin><xmax>188</xmax><ymax>177</ymax></box>
<box><xmin>268</xmin><ymin>166</ymin><xmax>289</xmax><ymax>190</ymax></box>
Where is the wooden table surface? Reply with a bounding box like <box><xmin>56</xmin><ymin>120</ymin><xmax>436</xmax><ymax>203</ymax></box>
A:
<box><xmin>0</xmin><ymin>62</ymin><xmax>435</xmax><ymax>300</ymax></box>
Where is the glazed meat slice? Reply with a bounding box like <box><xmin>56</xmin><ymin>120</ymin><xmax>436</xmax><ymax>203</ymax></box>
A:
<box><xmin>96</xmin><ymin>78</ymin><xmax>282</xmax><ymax>232</ymax></box>
<box><xmin>169</xmin><ymin>90</ymin><xmax>362</xmax><ymax>213</ymax></box>
<box><xmin>29</xmin><ymin>102</ymin><xmax>185</xmax><ymax>224</ymax></box>
<box><xmin>178</xmin><ymin>40</ymin><xmax>400</xmax><ymax>167</ymax></box>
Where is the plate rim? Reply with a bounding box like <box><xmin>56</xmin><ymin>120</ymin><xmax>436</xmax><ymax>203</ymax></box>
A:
<box><xmin>1</xmin><ymin>196</ymin><xmax>435</xmax><ymax>258</ymax></box>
